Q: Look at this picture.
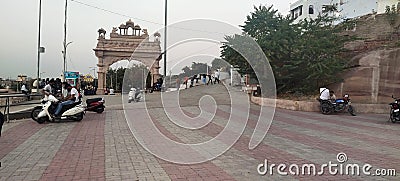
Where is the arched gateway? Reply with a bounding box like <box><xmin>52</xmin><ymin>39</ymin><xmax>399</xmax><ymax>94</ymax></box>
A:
<box><xmin>94</xmin><ymin>19</ymin><xmax>162</xmax><ymax>94</ymax></box>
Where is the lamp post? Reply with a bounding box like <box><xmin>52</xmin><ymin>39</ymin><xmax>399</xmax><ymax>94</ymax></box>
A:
<box><xmin>36</xmin><ymin>0</ymin><xmax>43</xmax><ymax>94</ymax></box>
<box><xmin>62</xmin><ymin>41</ymin><xmax>73</xmax><ymax>80</ymax></box>
<box><xmin>62</xmin><ymin>0</ymin><xmax>70</xmax><ymax>81</ymax></box>
<box><xmin>89</xmin><ymin>67</ymin><xmax>97</xmax><ymax>79</ymax></box>
<box><xmin>163</xmin><ymin>0</ymin><xmax>168</xmax><ymax>84</ymax></box>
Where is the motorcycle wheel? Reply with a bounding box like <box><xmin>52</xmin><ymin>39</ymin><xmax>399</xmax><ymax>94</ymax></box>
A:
<box><xmin>96</xmin><ymin>107</ymin><xmax>104</xmax><ymax>114</ymax></box>
<box><xmin>75</xmin><ymin>112</ymin><xmax>84</xmax><ymax>121</ymax></box>
<box><xmin>348</xmin><ymin>105</ymin><xmax>356</xmax><ymax>116</ymax></box>
<box><xmin>320</xmin><ymin>102</ymin><xmax>332</xmax><ymax>115</ymax></box>
<box><xmin>31</xmin><ymin>108</ymin><xmax>41</xmax><ymax>121</ymax></box>
<box><xmin>149</xmin><ymin>89</ymin><xmax>153</xmax><ymax>93</ymax></box>
<box><xmin>37</xmin><ymin>116</ymin><xmax>48</xmax><ymax>124</ymax></box>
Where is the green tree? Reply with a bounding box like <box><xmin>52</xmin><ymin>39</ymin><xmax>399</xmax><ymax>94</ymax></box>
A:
<box><xmin>222</xmin><ymin>5</ymin><xmax>351</xmax><ymax>94</ymax></box>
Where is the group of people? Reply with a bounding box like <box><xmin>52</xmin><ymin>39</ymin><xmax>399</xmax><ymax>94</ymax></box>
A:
<box><xmin>42</xmin><ymin>79</ymin><xmax>80</xmax><ymax>117</ymax></box>
<box><xmin>180</xmin><ymin>70</ymin><xmax>221</xmax><ymax>89</ymax></box>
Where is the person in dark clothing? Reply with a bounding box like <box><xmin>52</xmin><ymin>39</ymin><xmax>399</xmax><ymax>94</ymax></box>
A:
<box><xmin>0</xmin><ymin>112</ymin><xmax>4</xmax><ymax>137</ymax></box>
<box><xmin>190</xmin><ymin>75</ymin><xmax>197</xmax><ymax>87</ymax></box>
<box><xmin>207</xmin><ymin>74</ymin><xmax>213</xmax><ymax>85</ymax></box>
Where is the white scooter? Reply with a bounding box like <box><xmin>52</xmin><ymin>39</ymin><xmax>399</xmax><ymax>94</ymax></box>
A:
<box><xmin>128</xmin><ymin>88</ymin><xmax>143</xmax><ymax>103</ymax></box>
<box><xmin>35</xmin><ymin>95</ymin><xmax>85</xmax><ymax>124</ymax></box>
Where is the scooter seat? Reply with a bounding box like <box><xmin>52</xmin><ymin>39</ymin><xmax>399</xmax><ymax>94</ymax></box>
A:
<box><xmin>86</xmin><ymin>98</ymin><xmax>102</xmax><ymax>105</ymax></box>
<box><xmin>62</xmin><ymin>101</ymin><xmax>81</xmax><ymax>110</ymax></box>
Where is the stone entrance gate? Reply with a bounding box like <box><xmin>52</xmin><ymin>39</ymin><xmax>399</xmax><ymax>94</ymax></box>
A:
<box><xmin>94</xmin><ymin>19</ymin><xmax>162</xmax><ymax>94</ymax></box>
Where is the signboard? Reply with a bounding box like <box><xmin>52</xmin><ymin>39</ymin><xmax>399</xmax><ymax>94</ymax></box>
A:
<box><xmin>64</xmin><ymin>71</ymin><xmax>80</xmax><ymax>79</ymax></box>
<box><xmin>83</xmin><ymin>74</ymin><xmax>94</xmax><ymax>82</ymax></box>
<box><xmin>64</xmin><ymin>71</ymin><xmax>80</xmax><ymax>87</ymax></box>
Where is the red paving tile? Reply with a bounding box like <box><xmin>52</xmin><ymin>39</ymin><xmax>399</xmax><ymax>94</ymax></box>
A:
<box><xmin>215</xmin><ymin>107</ymin><xmax>400</xmax><ymax>174</ymax></box>
<box><xmin>182</xmin><ymin>109</ymin><xmax>362</xmax><ymax>180</ymax></box>
<box><xmin>40</xmin><ymin>113</ymin><xmax>106</xmax><ymax>181</ymax></box>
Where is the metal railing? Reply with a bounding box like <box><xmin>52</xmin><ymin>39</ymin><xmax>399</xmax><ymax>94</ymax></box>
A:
<box><xmin>0</xmin><ymin>94</ymin><xmax>42</xmax><ymax>122</ymax></box>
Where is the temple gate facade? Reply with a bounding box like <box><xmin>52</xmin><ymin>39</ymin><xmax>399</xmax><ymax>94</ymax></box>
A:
<box><xmin>94</xmin><ymin>19</ymin><xmax>162</xmax><ymax>94</ymax></box>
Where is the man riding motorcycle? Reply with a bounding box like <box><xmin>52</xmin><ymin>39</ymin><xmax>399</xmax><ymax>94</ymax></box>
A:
<box><xmin>53</xmin><ymin>83</ymin><xmax>79</xmax><ymax>117</ymax></box>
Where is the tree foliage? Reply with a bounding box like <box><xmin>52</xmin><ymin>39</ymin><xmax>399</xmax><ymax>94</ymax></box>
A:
<box><xmin>221</xmin><ymin>5</ymin><xmax>352</xmax><ymax>94</ymax></box>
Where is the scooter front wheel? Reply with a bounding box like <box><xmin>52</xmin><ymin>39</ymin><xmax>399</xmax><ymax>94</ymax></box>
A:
<box><xmin>31</xmin><ymin>108</ymin><xmax>41</xmax><ymax>121</ymax></box>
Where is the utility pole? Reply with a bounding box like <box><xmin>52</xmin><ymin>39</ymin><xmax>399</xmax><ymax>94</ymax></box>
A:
<box><xmin>63</xmin><ymin>0</ymin><xmax>68</xmax><ymax>81</ymax></box>
<box><xmin>36</xmin><ymin>0</ymin><xmax>42</xmax><ymax>94</ymax></box>
<box><xmin>164</xmin><ymin>0</ymin><xmax>168</xmax><ymax>80</ymax></box>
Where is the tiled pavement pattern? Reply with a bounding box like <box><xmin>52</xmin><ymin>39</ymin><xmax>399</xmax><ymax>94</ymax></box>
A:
<box><xmin>0</xmin><ymin>85</ymin><xmax>399</xmax><ymax>180</ymax></box>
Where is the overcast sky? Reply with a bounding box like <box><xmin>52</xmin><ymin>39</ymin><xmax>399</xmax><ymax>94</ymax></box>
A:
<box><xmin>0</xmin><ymin>0</ymin><xmax>292</xmax><ymax>79</ymax></box>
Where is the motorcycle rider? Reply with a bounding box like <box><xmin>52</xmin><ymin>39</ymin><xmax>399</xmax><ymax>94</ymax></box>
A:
<box><xmin>42</xmin><ymin>79</ymin><xmax>55</xmax><ymax>97</ymax></box>
<box><xmin>129</xmin><ymin>88</ymin><xmax>141</xmax><ymax>101</ymax></box>
<box><xmin>53</xmin><ymin>83</ymin><xmax>79</xmax><ymax>117</ymax></box>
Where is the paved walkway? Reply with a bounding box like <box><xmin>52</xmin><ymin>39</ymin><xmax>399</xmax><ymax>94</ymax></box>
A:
<box><xmin>0</xmin><ymin>85</ymin><xmax>399</xmax><ymax>180</ymax></box>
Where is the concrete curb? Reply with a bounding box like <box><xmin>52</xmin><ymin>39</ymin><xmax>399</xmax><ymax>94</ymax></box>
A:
<box><xmin>251</xmin><ymin>96</ymin><xmax>389</xmax><ymax>114</ymax></box>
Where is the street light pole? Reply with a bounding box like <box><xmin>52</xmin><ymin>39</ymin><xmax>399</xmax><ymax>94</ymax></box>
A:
<box><xmin>36</xmin><ymin>0</ymin><xmax>42</xmax><ymax>94</ymax></box>
<box><xmin>63</xmin><ymin>0</ymin><xmax>68</xmax><ymax>81</ymax></box>
<box><xmin>164</xmin><ymin>0</ymin><xmax>168</xmax><ymax>79</ymax></box>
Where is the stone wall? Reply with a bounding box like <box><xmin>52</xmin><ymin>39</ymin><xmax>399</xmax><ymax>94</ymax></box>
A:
<box><xmin>331</xmin><ymin>48</ymin><xmax>400</xmax><ymax>104</ymax></box>
<box><xmin>328</xmin><ymin>13</ymin><xmax>400</xmax><ymax>104</ymax></box>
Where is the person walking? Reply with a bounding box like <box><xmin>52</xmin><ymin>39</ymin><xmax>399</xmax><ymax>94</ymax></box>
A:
<box><xmin>207</xmin><ymin>74</ymin><xmax>213</xmax><ymax>85</ymax></box>
<box><xmin>183</xmin><ymin>77</ymin><xmax>189</xmax><ymax>89</ymax></box>
<box><xmin>176</xmin><ymin>78</ymin><xmax>181</xmax><ymax>90</ymax></box>
<box><xmin>214</xmin><ymin>70</ymin><xmax>220</xmax><ymax>84</ymax></box>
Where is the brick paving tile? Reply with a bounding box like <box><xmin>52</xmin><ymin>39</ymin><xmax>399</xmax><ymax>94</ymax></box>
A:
<box><xmin>0</xmin><ymin>120</ymin><xmax>44</xmax><ymax>160</ymax></box>
<box><xmin>40</xmin><ymin>112</ymin><xmax>106</xmax><ymax>181</ymax></box>
<box><xmin>0</xmin><ymin>122</ymin><xmax>74</xmax><ymax>181</ymax></box>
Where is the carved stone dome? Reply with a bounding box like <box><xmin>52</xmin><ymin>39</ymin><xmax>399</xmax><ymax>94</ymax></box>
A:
<box><xmin>126</xmin><ymin>19</ymin><xmax>134</xmax><ymax>27</ymax></box>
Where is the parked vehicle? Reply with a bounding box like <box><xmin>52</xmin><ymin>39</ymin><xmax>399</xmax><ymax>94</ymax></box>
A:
<box><xmin>318</xmin><ymin>94</ymin><xmax>356</xmax><ymax>116</ymax></box>
<box><xmin>32</xmin><ymin>95</ymin><xmax>85</xmax><ymax>124</ymax></box>
<box><xmin>128</xmin><ymin>88</ymin><xmax>143</xmax><ymax>103</ymax></box>
<box><xmin>389</xmin><ymin>95</ymin><xmax>400</xmax><ymax>123</ymax></box>
<box><xmin>148</xmin><ymin>82</ymin><xmax>162</xmax><ymax>93</ymax></box>
<box><xmin>85</xmin><ymin>97</ymin><xmax>105</xmax><ymax>113</ymax></box>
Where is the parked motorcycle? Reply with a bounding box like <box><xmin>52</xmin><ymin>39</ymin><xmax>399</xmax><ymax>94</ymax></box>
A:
<box><xmin>318</xmin><ymin>94</ymin><xmax>356</xmax><ymax>116</ymax></box>
<box><xmin>32</xmin><ymin>95</ymin><xmax>85</xmax><ymax>124</ymax></box>
<box><xmin>148</xmin><ymin>82</ymin><xmax>162</xmax><ymax>93</ymax></box>
<box><xmin>85</xmin><ymin>97</ymin><xmax>105</xmax><ymax>113</ymax></box>
<box><xmin>389</xmin><ymin>95</ymin><xmax>400</xmax><ymax>123</ymax></box>
<box><xmin>128</xmin><ymin>88</ymin><xmax>143</xmax><ymax>103</ymax></box>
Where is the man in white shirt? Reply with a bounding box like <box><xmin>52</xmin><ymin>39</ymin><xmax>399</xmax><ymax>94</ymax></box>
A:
<box><xmin>42</xmin><ymin>79</ymin><xmax>54</xmax><ymax>96</ymax></box>
<box><xmin>319</xmin><ymin>88</ymin><xmax>330</xmax><ymax>100</ymax></box>
<box><xmin>54</xmin><ymin>83</ymin><xmax>80</xmax><ymax>117</ymax></box>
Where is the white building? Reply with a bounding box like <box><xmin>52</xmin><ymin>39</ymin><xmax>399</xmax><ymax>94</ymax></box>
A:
<box><xmin>290</xmin><ymin>0</ymin><xmax>399</xmax><ymax>23</ymax></box>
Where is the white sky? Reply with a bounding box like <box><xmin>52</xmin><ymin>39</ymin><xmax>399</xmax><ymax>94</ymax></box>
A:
<box><xmin>0</xmin><ymin>0</ymin><xmax>292</xmax><ymax>79</ymax></box>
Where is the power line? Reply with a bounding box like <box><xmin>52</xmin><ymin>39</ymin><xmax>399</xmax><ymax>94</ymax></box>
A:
<box><xmin>70</xmin><ymin>0</ymin><xmax>228</xmax><ymax>36</ymax></box>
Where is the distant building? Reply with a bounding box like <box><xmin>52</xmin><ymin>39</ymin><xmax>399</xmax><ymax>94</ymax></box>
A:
<box><xmin>290</xmin><ymin>0</ymin><xmax>399</xmax><ymax>23</ymax></box>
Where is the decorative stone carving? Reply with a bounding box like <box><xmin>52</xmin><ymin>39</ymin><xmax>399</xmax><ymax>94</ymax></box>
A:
<box><xmin>111</xmin><ymin>27</ymin><xmax>118</xmax><ymax>34</ymax></box>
